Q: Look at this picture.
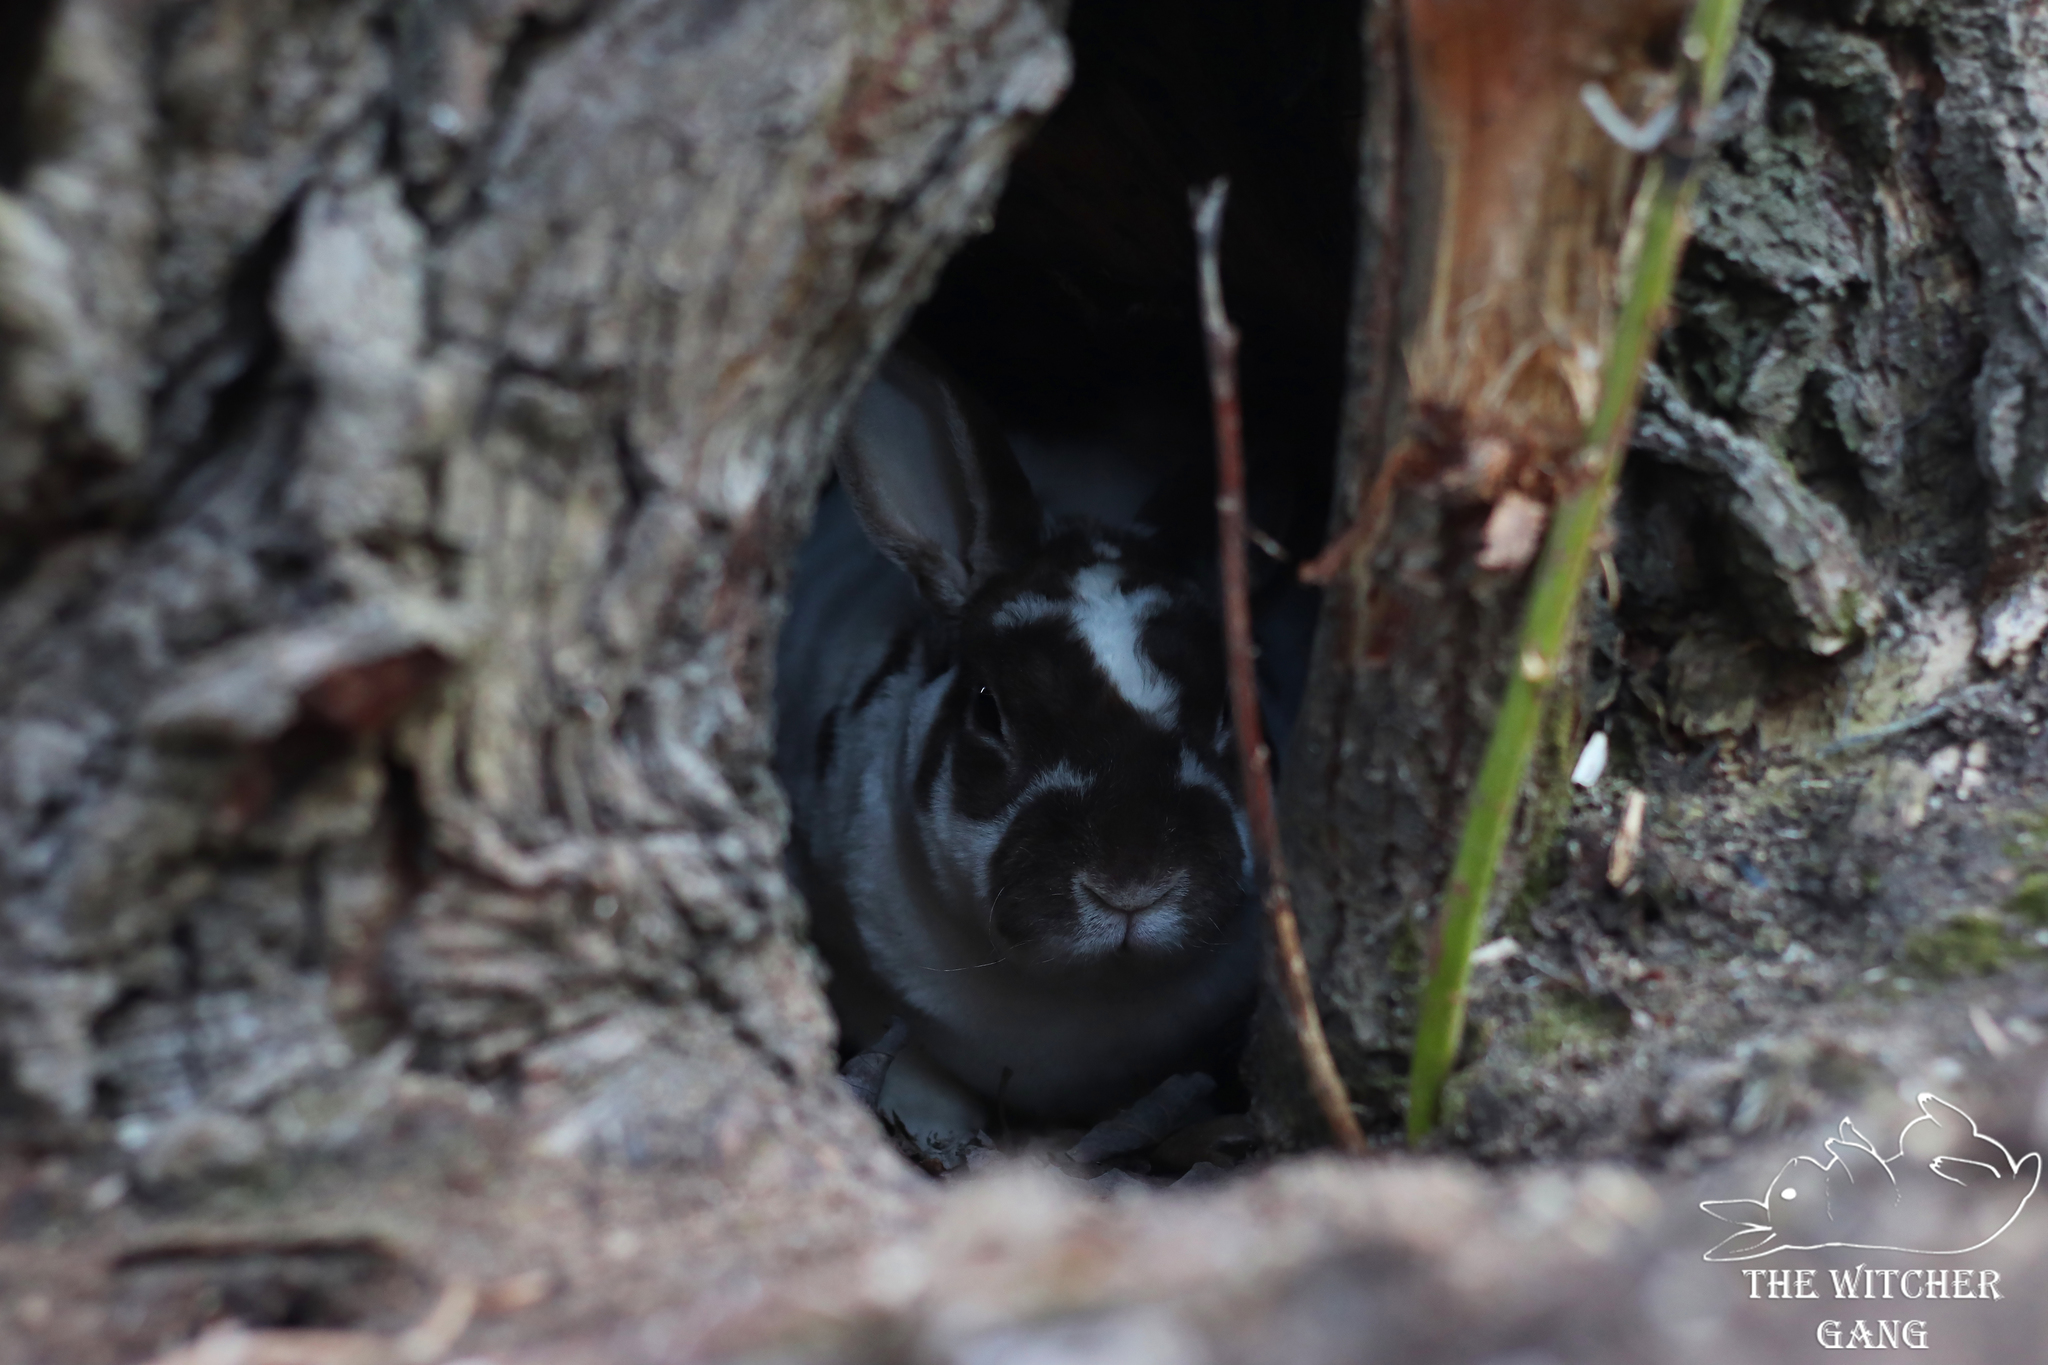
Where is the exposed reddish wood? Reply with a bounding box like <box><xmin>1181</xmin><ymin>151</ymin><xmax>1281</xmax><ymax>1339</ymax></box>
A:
<box><xmin>1405</xmin><ymin>0</ymin><xmax>1684</xmax><ymax>437</ymax></box>
<box><xmin>303</xmin><ymin>648</ymin><xmax>451</xmax><ymax>735</ymax></box>
<box><xmin>1308</xmin><ymin>0</ymin><xmax>1685</xmax><ymax>590</ymax></box>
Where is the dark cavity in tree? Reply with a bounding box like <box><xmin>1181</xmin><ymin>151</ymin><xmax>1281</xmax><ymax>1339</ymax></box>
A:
<box><xmin>783</xmin><ymin>0</ymin><xmax>1362</xmax><ymax>1140</ymax></box>
<box><xmin>913</xmin><ymin>0</ymin><xmax>1358</xmax><ymax>555</ymax></box>
<box><xmin>0</xmin><ymin>0</ymin><xmax>59</xmax><ymax>188</ymax></box>
<box><xmin>909</xmin><ymin>0</ymin><xmax>1360</xmax><ymax>756</ymax></box>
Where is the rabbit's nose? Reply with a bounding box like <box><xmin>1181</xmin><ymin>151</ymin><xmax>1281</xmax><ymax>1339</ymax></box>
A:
<box><xmin>1077</xmin><ymin>872</ymin><xmax>1178</xmax><ymax>916</ymax></box>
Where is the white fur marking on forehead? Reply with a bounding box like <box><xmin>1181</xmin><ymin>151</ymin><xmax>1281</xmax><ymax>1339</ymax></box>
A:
<box><xmin>987</xmin><ymin>567</ymin><xmax>1180</xmax><ymax>728</ymax></box>
<box><xmin>1070</xmin><ymin>564</ymin><xmax>1178</xmax><ymax>728</ymax></box>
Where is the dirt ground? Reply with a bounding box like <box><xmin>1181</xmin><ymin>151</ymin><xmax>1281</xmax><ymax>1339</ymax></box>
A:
<box><xmin>1443</xmin><ymin>595</ymin><xmax>2048</xmax><ymax>1168</ymax></box>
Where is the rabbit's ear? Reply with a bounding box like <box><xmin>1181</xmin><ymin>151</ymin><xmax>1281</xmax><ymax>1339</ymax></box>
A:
<box><xmin>837</xmin><ymin>350</ymin><xmax>1042</xmax><ymax>615</ymax></box>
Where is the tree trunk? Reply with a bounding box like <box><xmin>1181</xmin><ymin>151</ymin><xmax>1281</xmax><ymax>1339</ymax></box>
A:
<box><xmin>1264</xmin><ymin>0</ymin><xmax>2048</xmax><ymax>1154</ymax></box>
<box><xmin>1</xmin><ymin>0</ymin><xmax>1062</xmax><ymax>1354</ymax></box>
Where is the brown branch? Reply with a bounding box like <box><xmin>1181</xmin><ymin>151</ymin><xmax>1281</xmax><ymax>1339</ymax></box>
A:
<box><xmin>1296</xmin><ymin>437</ymin><xmax>1426</xmax><ymax>586</ymax></box>
<box><xmin>1191</xmin><ymin>179</ymin><xmax>1368</xmax><ymax>1156</ymax></box>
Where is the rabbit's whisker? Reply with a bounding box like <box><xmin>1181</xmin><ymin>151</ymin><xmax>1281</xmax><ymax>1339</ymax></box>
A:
<box><xmin>923</xmin><ymin>954</ymin><xmax>1008</xmax><ymax>972</ymax></box>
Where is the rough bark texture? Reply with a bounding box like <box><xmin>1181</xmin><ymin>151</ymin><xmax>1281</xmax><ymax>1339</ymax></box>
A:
<box><xmin>1267</xmin><ymin>0</ymin><xmax>2048</xmax><ymax>1159</ymax></box>
<box><xmin>0</xmin><ymin>0</ymin><xmax>1064</xmax><ymax>1354</ymax></box>
<box><xmin>3</xmin><ymin>0</ymin><xmax>1070</xmax><ymax>1135</ymax></box>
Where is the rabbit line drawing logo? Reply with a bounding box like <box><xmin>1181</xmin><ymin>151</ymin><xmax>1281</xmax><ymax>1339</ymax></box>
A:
<box><xmin>1699</xmin><ymin>1093</ymin><xmax>2043</xmax><ymax>1262</ymax></box>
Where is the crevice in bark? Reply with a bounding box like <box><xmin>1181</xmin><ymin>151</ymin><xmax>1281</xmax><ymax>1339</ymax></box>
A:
<box><xmin>0</xmin><ymin>176</ymin><xmax>304</xmax><ymax>552</ymax></box>
<box><xmin>111</xmin><ymin>1233</ymin><xmax>431</xmax><ymax>1334</ymax></box>
<box><xmin>416</xmin><ymin>1</ymin><xmax>601</xmax><ymax>240</ymax></box>
<box><xmin>609</xmin><ymin>413</ymin><xmax>655</xmax><ymax>520</ymax></box>
<box><xmin>138</xmin><ymin>196</ymin><xmax>306</xmax><ymax>530</ymax></box>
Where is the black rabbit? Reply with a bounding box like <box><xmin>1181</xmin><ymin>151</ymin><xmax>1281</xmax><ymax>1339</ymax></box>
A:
<box><xmin>775</xmin><ymin>349</ymin><xmax>1258</xmax><ymax>1139</ymax></box>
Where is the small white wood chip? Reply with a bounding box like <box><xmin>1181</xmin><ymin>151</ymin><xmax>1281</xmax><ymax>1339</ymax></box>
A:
<box><xmin>1476</xmin><ymin>491</ymin><xmax>1550</xmax><ymax>573</ymax></box>
<box><xmin>1957</xmin><ymin>739</ymin><xmax>1991</xmax><ymax>801</ymax></box>
<box><xmin>1571</xmin><ymin>731</ymin><xmax>1609</xmax><ymax>788</ymax></box>
<box><xmin>1599</xmin><ymin>550</ymin><xmax>1622</xmax><ymax>608</ymax></box>
<box><xmin>1607</xmin><ymin>789</ymin><xmax>1647</xmax><ymax>888</ymax></box>
<box><xmin>1978</xmin><ymin>577</ymin><xmax>2048</xmax><ymax>670</ymax></box>
<box><xmin>1468</xmin><ymin>937</ymin><xmax>1521</xmax><ymax>968</ymax></box>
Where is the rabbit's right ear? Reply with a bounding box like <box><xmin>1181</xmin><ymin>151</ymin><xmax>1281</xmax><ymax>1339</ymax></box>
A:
<box><xmin>836</xmin><ymin>350</ymin><xmax>1041</xmax><ymax>614</ymax></box>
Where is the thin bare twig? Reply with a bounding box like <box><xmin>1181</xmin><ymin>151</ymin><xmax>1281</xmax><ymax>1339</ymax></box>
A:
<box><xmin>1192</xmin><ymin>178</ymin><xmax>1367</xmax><ymax>1156</ymax></box>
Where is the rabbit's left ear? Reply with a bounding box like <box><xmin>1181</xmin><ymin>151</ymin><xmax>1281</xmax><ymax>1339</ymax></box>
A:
<box><xmin>836</xmin><ymin>349</ymin><xmax>1042</xmax><ymax>616</ymax></box>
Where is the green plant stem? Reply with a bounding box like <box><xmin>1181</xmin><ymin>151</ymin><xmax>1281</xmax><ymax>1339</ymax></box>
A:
<box><xmin>1406</xmin><ymin>0</ymin><xmax>1746</xmax><ymax>1144</ymax></box>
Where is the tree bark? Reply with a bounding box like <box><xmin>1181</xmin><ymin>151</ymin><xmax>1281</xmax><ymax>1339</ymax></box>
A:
<box><xmin>1263</xmin><ymin>0</ymin><xmax>2048</xmax><ymax>1153</ymax></box>
<box><xmin>1</xmin><ymin>0</ymin><xmax>1062</xmax><ymax>1351</ymax></box>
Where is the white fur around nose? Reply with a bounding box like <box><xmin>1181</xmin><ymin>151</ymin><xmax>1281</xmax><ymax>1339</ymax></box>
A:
<box><xmin>994</xmin><ymin>565</ymin><xmax>1178</xmax><ymax>728</ymax></box>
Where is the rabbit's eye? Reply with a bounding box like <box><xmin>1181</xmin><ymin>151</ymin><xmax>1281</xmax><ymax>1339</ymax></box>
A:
<box><xmin>971</xmin><ymin>686</ymin><xmax>1007</xmax><ymax>745</ymax></box>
